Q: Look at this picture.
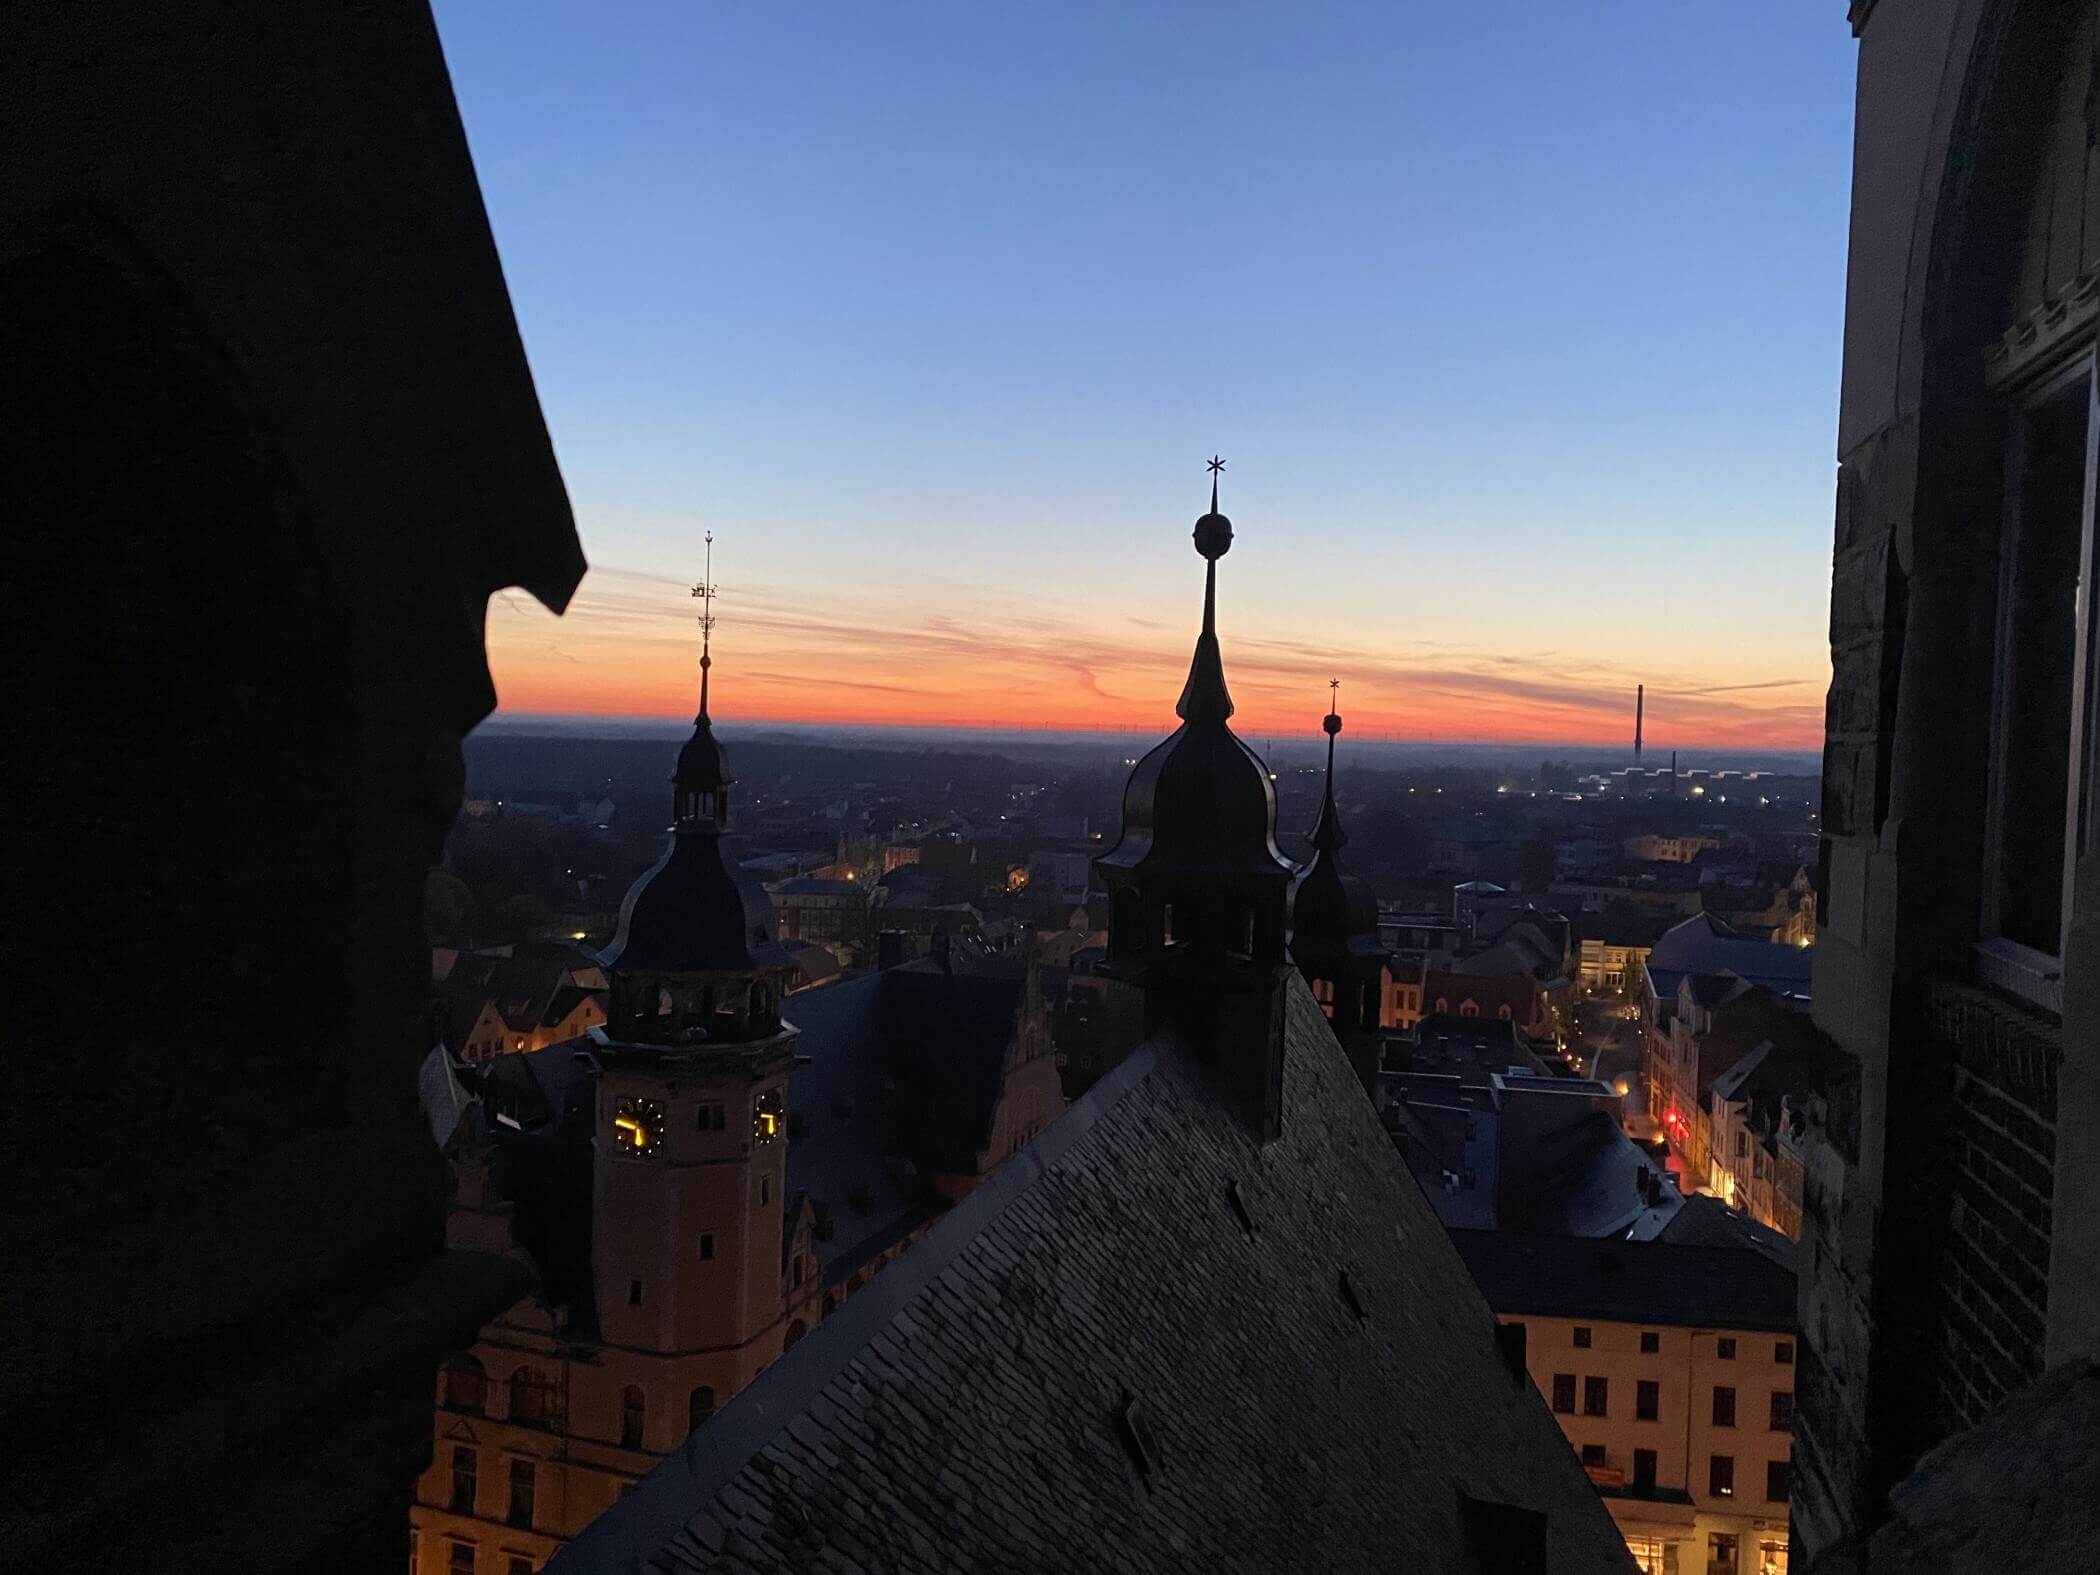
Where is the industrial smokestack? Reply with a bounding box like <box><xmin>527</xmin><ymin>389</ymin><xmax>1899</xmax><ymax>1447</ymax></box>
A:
<box><xmin>1634</xmin><ymin>685</ymin><xmax>1644</xmax><ymax>762</ymax></box>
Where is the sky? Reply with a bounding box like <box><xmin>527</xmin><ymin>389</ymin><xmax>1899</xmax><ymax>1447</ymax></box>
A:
<box><xmin>435</xmin><ymin>0</ymin><xmax>1858</xmax><ymax>754</ymax></box>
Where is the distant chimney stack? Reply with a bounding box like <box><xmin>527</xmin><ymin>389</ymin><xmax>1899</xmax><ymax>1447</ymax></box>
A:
<box><xmin>1634</xmin><ymin>685</ymin><xmax>1644</xmax><ymax>762</ymax></box>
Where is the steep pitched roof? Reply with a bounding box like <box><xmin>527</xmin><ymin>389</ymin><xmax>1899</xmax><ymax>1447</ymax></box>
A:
<box><xmin>554</xmin><ymin>976</ymin><xmax>1632</xmax><ymax>1574</ymax></box>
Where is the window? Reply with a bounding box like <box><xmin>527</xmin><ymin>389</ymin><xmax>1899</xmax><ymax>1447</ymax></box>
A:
<box><xmin>444</xmin><ymin>1355</ymin><xmax>487</xmax><ymax>1413</ymax></box>
<box><xmin>1583</xmin><ymin>1376</ymin><xmax>1608</xmax><ymax>1417</ymax></box>
<box><xmin>697</xmin><ymin>1102</ymin><xmax>724</xmax><ymax>1132</ymax></box>
<box><xmin>792</xmin><ymin>1255</ymin><xmax>804</xmax><ymax>1287</ymax></box>
<box><xmin>689</xmin><ymin>1385</ymin><xmax>716</xmax><ymax>1429</ymax></box>
<box><xmin>1636</xmin><ymin>1379</ymin><xmax>1660</xmax><ymax>1421</ymax></box>
<box><xmin>1770</xmin><ymin>1391</ymin><xmax>1794</xmax><ymax>1432</ymax></box>
<box><xmin>1713</xmin><ymin>1385</ymin><xmax>1737</xmax><ymax>1427</ymax></box>
<box><xmin>1775</xmin><ymin>1340</ymin><xmax>1794</xmax><ymax>1365</ymax></box>
<box><xmin>1710</xmin><ymin>1454</ymin><xmax>1735</xmax><ymax>1498</ymax></box>
<box><xmin>1709</xmin><ymin>1531</ymin><xmax>1742</xmax><ymax>1575</ymax></box>
<box><xmin>506</xmin><ymin>1458</ymin><xmax>535</xmax><ymax>1528</ymax></box>
<box><xmin>448</xmin><ymin>1543</ymin><xmax>476</xmax><ymax>1575</ymax></box>
<box><xmin>507</xmin><ymin>1560</ymin><xmax>534</xmax><ymax>1575</ymax></box>
<box><xmin>622</xmin><ymin>1385</ymin><xmax>646</xmax><ymax>1450</ymax></box>
<box><xmin>1717</xmin><ymin>1337</ymin><xmax>1737</xmax><ymax>1360</ymax></box>
<box><xmin>628</xmin><ymin>1278</ymin><xmax>643</xmax><ymax>1308</ymax></box>
<box><xmin>761</xmin><ymin>1177</ymin><xmax>770</xmax><ymax>1206</ymax></box>
<box><xmin>1551</xmin><ymin>1373</ymin><xmax>1576</xmax><ymax>1414</ymax></box>
<box><xmin>1632</xmin><ymin>1448</ymin><xmax>1657</xmax><ymax>1494</ymax></box>
<box><xmin>1987</xmin><ymin>367</ymin><xmax>2098</xmax><ymax>966</ymax></box>
<box><xmin>1639</xmin><ymin>1331</ymin><xmax>1660</xmax><ymax>1354</ymax></box>
<box><xmin>1573</xmin><ymin>1326</ymin><xmax>1592</xmax><ymax>1349</ymax></box>
<box><xmin>698</xmin><ymin>1232</ymin><xmax>715</xmax><ymax>1261</ymax></box>
<box><xmin>508</xmin><ymin>1367</ymin><xmax>554</xmax><ymax>1427</ymax></box>
<box><xmin>1766</xmin><ymin>1458</ymin><xmax>1791</xmax><ymax>1503</ymax></box>
<box><xmin>449</xmin><ymin>1445</ymin><xmax>477</xmax><ymax>1513</ymax></box>
<box><xmin>1580</xmin><ymin>1444</ymin><xmax>1606</xmax><ymax>1467</ymax></box>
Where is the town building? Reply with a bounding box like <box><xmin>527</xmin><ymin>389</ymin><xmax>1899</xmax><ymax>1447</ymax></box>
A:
<box><xmin>545</xmin><ymin>475</ymin><xmax>1633</xmax><ymax>1574</ymax></box>
<box><xmin>436</xmin><ymin>942</ymin><xmax>609</xmax><ymax>1063</ymax></box>
<box><xmin>413</xmin><ymin>616</ymin><xmax>1065</xmax><ymax>1571</ymax></box>
<box><xmin>1626</xmin><ymin>833</ymin><xmax>1724</xmax><ymax>865</ymax></box>
<box><xmin>1387</xmin><ymin>1015</ymin><xmax>1682</xmax><ymax>1239</ymax></box>
<box><xmin>1454</xmin><ymin>1231</ymin><xmax>1798</xmax><ymax>1575</ymax></box>
<box><xmin>763</xmin><ymin>874</ymin><xmax>867</xmax><ymax>956</ymax></box>
<box><xmin>1798</xmin><ymin>3</ymin><xmax>2100</xmax><ymax>1563</ymax></box>
<box><xmin>1578</xmin><ymin>908</ymin><xmax>1672</xmax><ymax>1000</ymax></box>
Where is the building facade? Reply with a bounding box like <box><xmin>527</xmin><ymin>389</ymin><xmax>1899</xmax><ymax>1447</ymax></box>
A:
<box><xmin>1799</xmin><ymin>1</ymin><xmax>2100</xmax><ymax>1563</ymax></box>
<box><xmin>1455</xmin><ymin>1233</ymin><xmax>1798</xmax><ymax>1575</ymax></box>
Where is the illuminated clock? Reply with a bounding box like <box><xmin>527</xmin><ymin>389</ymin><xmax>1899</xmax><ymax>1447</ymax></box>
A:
<box><xmin>612</xmin><ymin>1096</ymin><xmax>665</xmax><ymax>1157</ymax></box>
<box><xmin>752</xmin><ymin>1088</ymin><xmax>785</xmax><ymax>1146</ymax></box>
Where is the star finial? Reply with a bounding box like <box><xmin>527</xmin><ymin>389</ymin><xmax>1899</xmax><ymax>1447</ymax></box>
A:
<box><xmin>1207</xmin><ymin>456</ymin><xmax>1226</xmax><ymax>477</ymax></box>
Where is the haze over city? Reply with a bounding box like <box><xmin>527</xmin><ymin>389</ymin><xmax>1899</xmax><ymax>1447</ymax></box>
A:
<box><xmin>441</xmin><ymin>0</ymin><xmax>1857</xmax><ymax>751</ymax></box>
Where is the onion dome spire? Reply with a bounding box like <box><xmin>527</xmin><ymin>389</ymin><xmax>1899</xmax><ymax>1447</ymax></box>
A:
<box><xmin>1177</xmin><ymin>456</ymin><xmax>1235</xmax><ymax>724</ymax></box>
<box><xmin>1309</xmin><ymin>681</ymin><xmax>1347</xmax><ymax>853</ymax></box>
<box><xmin>673</xmin><ymin>532</ymin><xmax>732</xmax><ymax>825</ymax></box>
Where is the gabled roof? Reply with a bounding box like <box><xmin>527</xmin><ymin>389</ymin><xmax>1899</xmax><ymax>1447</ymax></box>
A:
<box><xmin>554</xmin><ymin>975</ymin><xmax>1632</xmax><ymax>1574</ymax></box>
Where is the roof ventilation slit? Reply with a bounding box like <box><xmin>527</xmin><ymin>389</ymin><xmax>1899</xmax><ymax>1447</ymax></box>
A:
<box><xmin>1337</xmin><ymin>1268</ymin><xmax>1368</xmax><ymax>1324</ymax></box>
<box><xmin>1224</xmin><ymin>1177</ymin><xmax>1257</xmax><ymax>1235</ymax></box>
<box><xmin>1114</xmin><ymin>1394</ymin><xmax>1161</xmax><ymax>1485</ymax></box>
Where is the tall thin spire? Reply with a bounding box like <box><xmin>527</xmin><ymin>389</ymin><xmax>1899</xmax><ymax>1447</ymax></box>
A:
<box><xmin>1179</xmin><ymin>457</ymin><xmax>1235</xmax><ymax>723</ymax></box>
<box><xmin>1310</xmin><ymin>680</ymin><xmax>1347</xmax><ymax>852</ymax></box>
<box><xmin>1634</xmin><ymin>683</ymin><xmax>1644</xmax><ymax>763</ymax></box>
<box><xmin>691</xmin><ymin>530</ymin><xmax>717</xmax><ymax>723</ymax></box>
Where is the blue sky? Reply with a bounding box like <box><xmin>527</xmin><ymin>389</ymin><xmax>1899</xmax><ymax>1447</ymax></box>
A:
<box><xmin>437</xmin><ymin>0</ymin><xmax>1858</xmax><ymax>749</ymax></box>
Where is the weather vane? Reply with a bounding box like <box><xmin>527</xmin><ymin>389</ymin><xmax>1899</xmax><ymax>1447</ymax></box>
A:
<box><xmin>691</xmin><ymin>530</ymin><xmax>718</xmax><ymax>642</ymax></box>
<box><xmin>1208</xmin><ymin>455</ymin><xmax>1226</xmax><ymax>478</ymax></box>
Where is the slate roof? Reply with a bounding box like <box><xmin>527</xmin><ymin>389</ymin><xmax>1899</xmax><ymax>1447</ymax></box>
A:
<box><xmin>553</xmin><ymin>974</ymin><xmax>1633</xmax><ymax>1575</ymax></box>
<box><xmin>783</xmin><ymin>962</ymin><xmax>1034</xmax><ymax>1284</ymax></box>
<box><xmin>1644</xmin><ymin>912</ymin><xmax>1812</xmax><ymax>1005</ymax></box>
<box><xmin>1450</xmin><ymin>1230</ymin><xmax>1797</xmax><ymax>1334</ymax></box>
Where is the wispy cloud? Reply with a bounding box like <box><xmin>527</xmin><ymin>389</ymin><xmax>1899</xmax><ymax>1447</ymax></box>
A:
<box><xmin>485</xmin><ymin>559</ymin><xmax>1827</xmax><ymax>749</ymax></box>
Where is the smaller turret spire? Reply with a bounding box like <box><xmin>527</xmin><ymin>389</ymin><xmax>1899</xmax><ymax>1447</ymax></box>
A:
<box><xmin>1310</xmin><ymin>681</ymin><xmax>1347</xmax><ymax>852</ymax></box>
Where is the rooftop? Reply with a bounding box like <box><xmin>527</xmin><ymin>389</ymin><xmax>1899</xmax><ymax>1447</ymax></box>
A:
<box><xmin>1450</xmin><ymin>1229</ymin><xmax>1797</xmax><ymax>1334</ymax></box>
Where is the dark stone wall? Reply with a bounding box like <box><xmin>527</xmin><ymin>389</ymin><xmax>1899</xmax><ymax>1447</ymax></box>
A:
<box><xmin>1802</xmin><ymin>0</ymin><xmax>2100</xmax><ymax>1566</ymax></box>
<box><xmin>1</xmin><ymin>3</ymin><xmax>581</xmax><ymax>1567</ymax></box>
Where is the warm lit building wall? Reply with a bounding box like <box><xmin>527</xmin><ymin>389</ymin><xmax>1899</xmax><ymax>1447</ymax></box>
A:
<box><xmin>1379</xmin><ymin>960</ymin><xmax>1424</xmax><ymax>1031</ymax></box>
<box><xmin>1508</xmin><ymin>1312</ymin><xmax>1795</xmax><ymax>1575</ymax></box>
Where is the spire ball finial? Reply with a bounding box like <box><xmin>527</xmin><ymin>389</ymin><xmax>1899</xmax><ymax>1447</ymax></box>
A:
<box><xmin>1194</xmin><ymin>455</ymin><xmax>1232</xmax><ymax>560</ymax></box>
<box><xmin>1324</xmin><ymin>678</ymin><xmax>1342</xmax><ymax>734</ymax></box>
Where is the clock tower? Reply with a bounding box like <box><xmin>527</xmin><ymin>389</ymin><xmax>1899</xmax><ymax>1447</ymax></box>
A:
<box><xmin>586</xmin><ymin>551</ymin><xmax>801</xmax><ymax>1380</ymax></box>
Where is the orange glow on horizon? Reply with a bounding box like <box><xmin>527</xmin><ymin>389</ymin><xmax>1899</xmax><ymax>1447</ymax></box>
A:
<box><xmin>486</xmin><ymin>565</ymin><xmax>1827</xmax><ymax>753</ymax></box>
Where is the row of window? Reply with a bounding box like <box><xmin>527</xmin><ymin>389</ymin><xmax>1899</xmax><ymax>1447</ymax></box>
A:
<box><xmin>1579</xmin><ymin>1442</ymin><xmax>1789</xmax><ymax>1504</ymax></box>
<box><xmin>446</xmin><ymin>1447</ymin><xmax>537</xmax><ymax>1527</ymax></box>
<box><xmin>1550</xmin><ymin>1374</ymin><xmax>1792</xmax><ymax>1430</ymax></box>
<box><xmin>1569</xmin><ymin>1326</ymin><xmax>1795</xmax><ymax>1365</ymax></box>
<box><xmin>441</xmin><ymin>1358</ymin><xmax>718</xmax><ymax>1440</ymax></box>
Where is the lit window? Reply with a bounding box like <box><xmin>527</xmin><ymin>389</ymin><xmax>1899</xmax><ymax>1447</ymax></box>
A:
<box><xmin>1710</xmin><ymin>1454</ymin><xmax>1735</xmax><ymax>1498</ymax></box>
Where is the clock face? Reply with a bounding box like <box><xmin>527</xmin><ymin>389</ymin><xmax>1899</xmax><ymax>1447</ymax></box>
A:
<box><xmin>613</xmin><ymin>1096</ymin><xmax>665</xmax><ymax>1157</ymax></box>
<box><xmin>752</xmin><ymin>1088</ymin><xmax>785</xmax><ymax>1146</ymax></box>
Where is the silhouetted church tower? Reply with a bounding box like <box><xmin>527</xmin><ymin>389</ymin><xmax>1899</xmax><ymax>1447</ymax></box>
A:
<box><xmin>1289</xmin><ymin>684</ymin><xmax>1387</xmax><ymax>1096</ymax></box>
<box><xmin>1094</xmin><ymin>460</ymin><xmax>1299</xmax><ymax>1137</ymax></box>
